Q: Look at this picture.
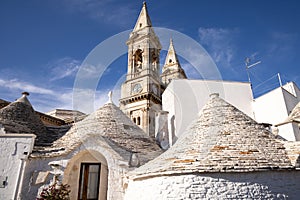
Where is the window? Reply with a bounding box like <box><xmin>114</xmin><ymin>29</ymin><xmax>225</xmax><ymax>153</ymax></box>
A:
<box><xmin>78</xmin><ymin>163</ymin><xmax>101</xmax><ymax>200</ymax></box>
<box><xmin>137</xmin><ymin>117</ymin><xmax>141</xmax><ymax>125</ymax></box>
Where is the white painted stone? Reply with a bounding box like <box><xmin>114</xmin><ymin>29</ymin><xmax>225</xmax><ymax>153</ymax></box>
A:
<box><xmin>0</xmin><ymin>123</ymin><xmax>5</xmax><ymax>133</ymax></box>
<box><xmin>124</xmin><ymin>172</ymin><xmax>300</xmax><ymax>199</ymax></box>
<box><xmin>0</xmin><ymin>134</ymin><xmax>35</xmax><ymax>200</ymax></box>
<box><xmin>254</xmin><ymin>82</ymin><xmax>300</xmax><ymax>141</ymax></box>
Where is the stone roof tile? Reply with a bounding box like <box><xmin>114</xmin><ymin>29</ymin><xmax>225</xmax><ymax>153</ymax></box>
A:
<box><xmin>32</xmin><ymin>102</ymin><xmax>163</xmax><ymax>164</ymax></box>
<box><xmin>0</xmin><ymin>93</ymin><xmax>48</xmax><ymax>145</ymax></box>
<box><xmin>281</xmin><ymin>141</ymin><xmax>300</xmax><ymax>167</ymax></box>
<box><xmin>130</xmin><ymin>93</ymin><xmax>294</xmax><ymax>179</ymax></box>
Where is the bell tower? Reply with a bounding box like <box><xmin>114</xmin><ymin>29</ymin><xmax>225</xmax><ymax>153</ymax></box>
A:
<box><xmin>120</xmin><ymin>2</ymin><xmax>162</xmax><ymax>137</ymax></box>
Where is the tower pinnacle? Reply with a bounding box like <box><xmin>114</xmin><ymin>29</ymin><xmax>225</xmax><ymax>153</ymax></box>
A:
<box><xmin>133</xmin><ymin>1</ymin><xmax>152</xmax><ymax>32</ymax></box>
<box><xmin>164</xmin><ymin>38</ymin><xmax>180</xmax><ymax>66</ymax></box>
<box><xmin>161</xmin><ymin>38</ymin><xmax>187</xmax><ymax>86</ymax></box>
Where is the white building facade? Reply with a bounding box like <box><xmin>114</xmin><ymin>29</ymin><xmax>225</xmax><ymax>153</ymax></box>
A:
<box><xmin>161</xmin><ymin>80</ymin><xmax>300</xmax><ymax>144</ymax></box>
<box><xmin>161</xmin><ymin>79</ymin><xmax>254</xmax><ymax>145</ymax></box>
<box><xmin>0</xmin><ymin>134</ymin><xmax>35</xmax><ymax>200</ymax></box>
<box><xmin>253</xmin><ymin>82</ymin><xmax>300</xmax><ymax>141</ymax></box>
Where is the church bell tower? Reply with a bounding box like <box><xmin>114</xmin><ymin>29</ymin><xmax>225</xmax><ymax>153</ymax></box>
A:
<box><xmin>120</xmin><ymin>2</ymin><xmax>162</xmax><ymax>137</ymax></box>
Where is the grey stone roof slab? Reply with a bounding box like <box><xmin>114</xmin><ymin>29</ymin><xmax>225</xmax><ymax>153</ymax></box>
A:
<box><xmin>0</xmin><ymin>94</ymin><xmax>47</xmax><ymax>145</ymax></box>
<box><xmin>130</xmin><ymin>94</ymin><xmax>295</xmax><ymax>179</ymax></box>
<box><xmin>32</xmin><ymin>103</ymin><xmax>162</xmax><ymax>165</ymax></box>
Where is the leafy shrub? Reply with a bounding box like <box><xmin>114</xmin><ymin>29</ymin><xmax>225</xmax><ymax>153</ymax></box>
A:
<box><xmin>36</xmin><ymin>178</ymin><xmax>70</xmax><ymax>200</ymax></box>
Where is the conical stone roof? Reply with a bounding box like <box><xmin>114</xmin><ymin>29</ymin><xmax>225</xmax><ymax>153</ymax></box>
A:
<box><xmin>0</xmin><ymin>92</ymin><xmax>47</xmax><ymax>145</ymax></box>
<box><xmin>130</xmin><ymin>93</ymin><xmax>293</xmax><ymax>179</ymax></box>
<box><xmin>33</xmin><ymin>102</ymin><xmax>163</xmax><ymax>164</ymax></box>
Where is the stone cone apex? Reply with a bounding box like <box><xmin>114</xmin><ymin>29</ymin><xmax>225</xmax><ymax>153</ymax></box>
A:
<box><xmin>48</xmin><ymin>101</ymin><xmax>162</xmax><ymax>163</ymax></box>
<box><xmin>133</xmin><ymin>1</ymin><xmax>152</xmax><ymax>32</ymax></box>
<box><xmin>16</xmin><ymin>91</ymin><xmax>32</xmax><ymax>106</ymax></box>
<box><xmin>0</xmin><ymin>92</ymin><xmax>47</xmax><ymax>144</ymax></box>
<box><xmin>130</xmin><ymin>94</ymin><xmax>293</xmax><ymax>179</ymax></box>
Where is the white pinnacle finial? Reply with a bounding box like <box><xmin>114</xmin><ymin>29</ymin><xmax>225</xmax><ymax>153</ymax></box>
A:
<box><xmin>108</xmin><ymin>91</ymin><xmax>113</xmax><ymax>103</ymax></box>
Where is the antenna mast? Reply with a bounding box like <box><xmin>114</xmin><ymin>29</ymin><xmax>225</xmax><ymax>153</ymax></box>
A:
<box><xmin>245</xmin><ymin>57</ymin><xmax>261</xmax><ymax>84</ymax></box>
<box><xmin>277</xmin><ymin>73</ymin><xmax>283</xmax><ymax>87</ymax></box>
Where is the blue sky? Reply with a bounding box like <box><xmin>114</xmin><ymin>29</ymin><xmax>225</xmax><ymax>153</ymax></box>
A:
<box><xmin>0</xmin><ymin>0</ymin><xmax>300</xmax><ymax>113</ymax></box>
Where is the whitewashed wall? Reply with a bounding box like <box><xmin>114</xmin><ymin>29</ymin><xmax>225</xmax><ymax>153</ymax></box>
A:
<box><xmin>20</xmin><ymin>138</ymin><xmax>130</xmax><ymax>200</ymax></box>
<box><xmin>0</xmin><ymin>134</ymin><xmax>35</xmax><ymax>200</ymax></box>
<box><xmin>162</xmin><ymin>80</ymin><xmax>254</xmax><ymax>144</ymax></box>
<box><xmin>124</xmin><ymin>171</ymin><xmax>300</xmax><ymax>199</ymax></box>
<box><xmin>253</xmin><ymin>82</ymin><xmax>300</xmax><ymax>141</ymax></box>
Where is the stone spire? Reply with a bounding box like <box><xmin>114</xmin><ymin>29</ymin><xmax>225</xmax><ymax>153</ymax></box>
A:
<box><xmin>163</xmin><ymin>38</ymin><xmax>179</xmax><ymax>66</ymax></box>
<box><xmin>133</xmin><ymin>1</ymin><xmax>152</xmax><ymax>32</ymax></box>
<box><xmin>161</xmin><ymin>38</ymin><xmax>187</xmax><ymax>86</ymax></box>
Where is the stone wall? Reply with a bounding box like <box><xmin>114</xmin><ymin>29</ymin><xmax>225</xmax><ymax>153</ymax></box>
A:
<box><xmin>124</xmin><ymin>171</ymin><xmax>300</xmax><ymax>199</ymax></box>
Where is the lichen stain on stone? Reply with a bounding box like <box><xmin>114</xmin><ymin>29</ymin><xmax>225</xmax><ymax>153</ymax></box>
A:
<box><xmin>239</xmin><ymin>151</ymin><xmax>253</xmax><ymax>155</ymax></box>
<box><xmin>210</xmin><ymin>146</ymin><xmax>228</xmax><ymax>151</ymax></box>
<box><xmin>173</xmin><ymin>159</ymin><xmax>195</xmax><ymax>163</ymax></box>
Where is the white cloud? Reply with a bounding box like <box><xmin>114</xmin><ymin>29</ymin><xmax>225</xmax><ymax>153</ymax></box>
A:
<box><xmin>179</xmin><ymin>47</ymin><xmax>222</xmax><ymax>80</ymax></box>
<box><xmin>181</xmin><ymin>63</ymin><xmax>202</xmax><ymax>79</ymax></box>
<box><xmin>77</xmin><ymin>64</ymin><xmax>102</xmax><ymax>79</ymax></box>
<box><xmin>62</xmin><ymin>0</ymin><xmax>135</xmax><ymax>27</ymax></box>
<box><xmin>198</xmin><ymin>27</ymin><xmax>239</xmax><ymax>68</ymax></box>
<box><xmin>49</xmin><ymin>57</ymin><xmax>81</xmax><ymax>81</ymax></box>
<box><xmin>0</xmin><ymin>77</ymin><xmax>76</xmax><ymax>112</ymax></box>
<box><xmin>71</xmin><ymin>87</ymin><xmax>121</xmax><ymax>114</ymax></box>
<box><xmin>0</xmin><ymin>78</ymin><xmax>54</xmax><ymax>95</ymax></box>
<box><xmin>73</xmin><ymin>73</ymin><xmax>125</xmax><ymax>114</ymax></box>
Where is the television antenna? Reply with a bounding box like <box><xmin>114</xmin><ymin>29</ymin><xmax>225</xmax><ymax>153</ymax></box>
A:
<box><xmin>245</xmin><ymin>57</ymin><xmax>261</xmax><ymax>83</ymax></box>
